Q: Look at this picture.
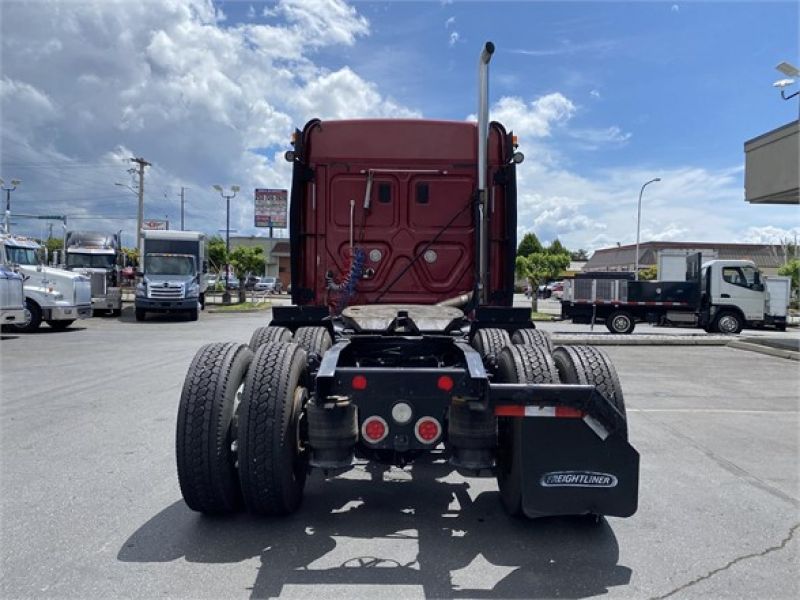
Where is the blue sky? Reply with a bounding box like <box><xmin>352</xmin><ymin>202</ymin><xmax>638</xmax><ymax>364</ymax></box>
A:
<box><xmin>1</xmin><ymin>0</ymin><xmax>798</xmax><ymax>251</ymax></box>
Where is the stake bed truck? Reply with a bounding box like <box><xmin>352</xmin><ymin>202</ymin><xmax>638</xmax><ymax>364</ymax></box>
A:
<box><xmin>562</xmin><ymin>254</ymin><xmax>790</xmax><ymax>334</ymax></box>
<box><xmin>176</xmin><ymin>43</ymin><xmax>639</xmax><ymax>520</ymax></box>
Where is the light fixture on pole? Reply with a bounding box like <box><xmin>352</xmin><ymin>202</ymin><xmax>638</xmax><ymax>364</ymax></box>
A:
<box><xmin>635</xmin><ymin>177</ymin><xmax>661</xmax><ymax>280</ymax></box>
<box><xmin>774</xmin><ymin>62</ymin><xmax>800</xmax><ymax>115</ymax></box>
<box><xmin>213</xmin><ymin>184</ymin><xmax>240</xmax><ymax>304</ymax></box>
<box><xmin>1</xmin><ymin>178</ymin><xmax>22</xmax><ymax>234</ymax></box>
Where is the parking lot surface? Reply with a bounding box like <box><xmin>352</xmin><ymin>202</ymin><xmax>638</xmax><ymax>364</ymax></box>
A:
<box><xmin>2</xmin><ymin>309</ymin><xmax>798</xmax><ymax>599</ymax></box>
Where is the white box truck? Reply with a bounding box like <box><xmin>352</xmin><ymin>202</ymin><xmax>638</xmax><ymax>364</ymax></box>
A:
<box><xmin>135</xmin><ymin>230</ymin><xmax>207</xmax><ymax>322</ymax></box>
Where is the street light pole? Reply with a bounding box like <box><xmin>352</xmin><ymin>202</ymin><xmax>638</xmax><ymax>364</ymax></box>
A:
<box><xmin>213</xmin><ymin>185</ymin><xmax>240</xmax><ymax>304</ymax></box>
<box><xmin>1</xmin><ymin>178</ymin><xmax>22</xmax><ymax>234</ymax></box>
<box><xmin>635</xmin><ymin>178</ymin><xmax>661</xmax><ymax>280</ymax></box>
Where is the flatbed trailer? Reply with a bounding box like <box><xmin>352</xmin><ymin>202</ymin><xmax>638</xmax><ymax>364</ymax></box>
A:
<box><xmin>175</xmin><ymin>42</ymin><xmax>639</xmax><ymax>521</ymax></box>
<box><xmin>562</xmin><ymin>254</ymin><xmax>789</xmax><ymax>334</ymax></box>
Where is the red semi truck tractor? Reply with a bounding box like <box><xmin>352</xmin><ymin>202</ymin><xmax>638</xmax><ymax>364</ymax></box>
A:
<box><xmin>176</xmin><ymin>43</ymin><xmax>639</xmax><ymax>520</ymax></box>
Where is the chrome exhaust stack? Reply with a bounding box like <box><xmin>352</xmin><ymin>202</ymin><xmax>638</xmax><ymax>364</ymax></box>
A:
<box><xmin>477</xmin><ymin>41</ymin><xmax>494</xmax><ymax>304</ymax></box>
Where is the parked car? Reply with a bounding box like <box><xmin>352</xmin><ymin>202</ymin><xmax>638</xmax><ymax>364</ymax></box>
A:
<box><xmin>550</xmin><ymin>281</ymin><xmax>565</xmax><ymax>300</ymax></box>
<box><xmin>254</xmin><ymin>276</ymin><xmax>282</xmax><ymax>294</ymax></box>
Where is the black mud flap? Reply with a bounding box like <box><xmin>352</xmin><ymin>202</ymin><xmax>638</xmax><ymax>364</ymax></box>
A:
<box><xmin>518</xmin><ymin>418</ymin><xmax>639</xmax><ymax>518</ymax></box>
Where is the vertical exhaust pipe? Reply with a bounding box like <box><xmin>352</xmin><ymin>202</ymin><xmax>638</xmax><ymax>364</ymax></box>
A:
<box><xmin>477</xmin><ymin>41</ymin><xmax>495</xmax><ymax>304</ymax></box>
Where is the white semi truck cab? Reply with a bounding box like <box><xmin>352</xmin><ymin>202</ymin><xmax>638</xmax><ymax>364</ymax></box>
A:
<box><xmin>64</xmin><ymin>230</ymin><xmax>123</xmax><ymax>316</ymax></box>
<box><xmin>0</xmin><ymin>264</ymin><xmax>26</xmax><ymax>327</ymax></box>
<box><xmin>0</xmin><ymin>234</ymin><xmax>92</xmax><ymax>331</ymax></box>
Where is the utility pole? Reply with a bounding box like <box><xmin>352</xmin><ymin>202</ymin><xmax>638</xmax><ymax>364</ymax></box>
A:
<box><xmin>130</xmin><ymin>157</ymin><xmax>150</xmax><ymax>260</ymax></box>
<box><xmin>180</xmin><ymin>187</ymin><xmax>186</xmax><ymax>230</ymax></box>
<box><xmin>1</xmin><ymin>178</ymin><xmax>21</xmax><ymax>234</ymax></box>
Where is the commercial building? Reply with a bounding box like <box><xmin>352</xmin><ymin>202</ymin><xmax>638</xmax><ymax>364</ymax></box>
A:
<box><xmin>744</xmin><ymin>120</ymin><xmax>799</xmax><ymax>204</ymax></box>
<box><xmin>584</xmin><ymin>241</ymin><xmax>791</xmax><ymax>277</ymax></box>
<box><xmin>229</xmin><ymin>235</ymin><xmax>290</xmax><ymax>288</ymax></box>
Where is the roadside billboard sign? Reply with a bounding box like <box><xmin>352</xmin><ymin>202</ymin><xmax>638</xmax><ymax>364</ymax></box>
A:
<box><xmin>254</xmin><ymin>188</ymin><xmax>287</xmax><ymax>228</ymax></box>
<box><xmin>142</xmin><ymin>219</ymin><xmax>168</xmax><ymax>230</ymax></box>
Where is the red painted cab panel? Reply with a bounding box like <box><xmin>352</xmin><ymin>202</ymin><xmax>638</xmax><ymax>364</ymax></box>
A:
<box><xmin>289</xmin><ymin>119</ymin><xmax>517</xmax><ymax>309</ymax></box>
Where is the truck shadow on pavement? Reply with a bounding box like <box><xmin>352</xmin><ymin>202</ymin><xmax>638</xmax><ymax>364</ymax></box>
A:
<box><xmin>118</xmin><ymin>458</ymin><xmax>631</xmax><ymax>599</ymax></box>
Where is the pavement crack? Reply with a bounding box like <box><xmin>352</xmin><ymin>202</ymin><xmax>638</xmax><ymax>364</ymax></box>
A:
<box><xmin>648</xmin><ymin>522</ymin><xmax>800</xmax><ymax>600</ymax></box>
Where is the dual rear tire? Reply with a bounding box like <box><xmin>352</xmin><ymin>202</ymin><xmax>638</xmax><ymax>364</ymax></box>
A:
<box><xmin>176</xmin><ymin>340</ymin><xmax>310</xmax><ymax>515</ymax></box>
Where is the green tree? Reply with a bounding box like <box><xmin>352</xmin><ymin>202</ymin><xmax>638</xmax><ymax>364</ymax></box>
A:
<box><xmin>546</xmin><ymin>238</ymin><xmax>569</xmax><ymax>256</ymax></box>
<box><xmin>638</xmin><ymin>265</ymin><xmax>658</xmax><ymax>281</ymax></box>
<box><xmin>570</xmin><ymin>248</ymin><xmax>589</xmax><ymax>261</ymax></box>
<box><xmin>230</xmin><ymin>246</ymin><xmax>265</xmax><ymax>280</ymax></box>
<box><xmin>778</xmin><ymin>258</ymin><xmax>800</xmax><ymax>303</ymax></box>
<box><xmin>230</xmin><ymin>246</ymin><xmax>266</xmax><ymax>303</ymax></box>
<box><xmin>516</xmin><ymin>250</ymin><xmax>570</xmax><ymax>312</ymax></box>
<box><xmin>121</xmin><ymin>247</ymin><xmax>139</xmax><ymax>267</ymax></box>
<box><xmin>517</xmin><ymin>232</ymin><xmax>543</xmax><ymax>258</ymax></box>
<box><xmin>207</xmin><ymin>235</ymin><xmax>227</xmax><ymax>273</ymax></box>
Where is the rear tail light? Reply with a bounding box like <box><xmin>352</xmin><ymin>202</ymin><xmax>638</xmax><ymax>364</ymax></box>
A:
<box><xmin>352</xmin><ymin>375</ymin><xmax>368</xmax><ymax>390</ymax></box>
<box><xmin>361</xmin><ymin>416</ymin><xmax>388</xmax><ymax>443</ymax></box>
<box><xmin>414</xmin><ymin>417</ymin><xmax>441</xmax><ymax>444</ymax></box>
<box><xmin>437</xmin><ymin>375</ymin><xmax>454</xmax><ymax>392</ymax></box>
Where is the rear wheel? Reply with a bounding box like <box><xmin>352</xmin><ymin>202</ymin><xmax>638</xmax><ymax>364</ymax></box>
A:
<box><xmin>495</xmin><ymin>344</ymin><xmax>560</xmax><ymax>516</ymax></box>
<box><xmin>249</xmin><ymin>325</ymin><xmax>293</xmax><ymax>352</ymax></box>
<box><xmin>293</xmin><ymin>326</ymin><xmax>332</xmax><ymax>357</ymax></box>
<box><xmin>714</xmin><ymin>311</ymin><xmax>743</xmax><ymax>335</ymax></box>
<box><xmin>238</xmin><ymin>342</ymin><xmax>310</xmax><ymax>515</ymax></box>
<box><xmin>605</xmin><ymin>310</ymin><xmax>635</xmax><ymax>334</ymax></box>
<box><xmin>12</xmin><ymin>299</ymin><xmax>41</xmax><ymax>332</ymax></box>
<box><xmin>471</xmin><ymin>328</ymin><xmax>511</xmax><ymax>372</ymax></box>
<box><xmin>511</xmin><ymin>328</ymin><xmax>553</xmax><ymax>353</ymax></box>
<box><xmin>46</xmin><ymin>319</ymin><xmax>75</xmax><ymax>330</ymax></box>
<box><xmin>176</xmin><ymin>342</ymin><xmax>253</xmax><ymax>514</ymax></box>
<box><xmin>552</xmin><ymin>345</ymin><xmax>627</xmax><ymax>438</ymax></box>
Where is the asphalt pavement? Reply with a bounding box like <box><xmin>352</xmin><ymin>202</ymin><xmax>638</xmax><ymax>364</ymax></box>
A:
<box><xmin>1</xmin><ymin>308</ymin><xmax>798</xmax><ymax>599</ymax></box>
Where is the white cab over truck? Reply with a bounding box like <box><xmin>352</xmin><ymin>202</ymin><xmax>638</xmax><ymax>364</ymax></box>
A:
<box><xmin>0</xmin><ymin>265</ymin><xmax>26</xmax><ymax>326</ymax></box>
<box><xmin>64</xmin><ymin>230</ymin><xmax>122</xmax><ymax>316</ymax></box>
<box><xmin>0</xmin><ymin>233</ymin><xmax>92</xmax><ymax>331</ymax></box>
<box><xmin>135</xmin><ymin>230</ymin><xmax>207</xmax><ymax>322</ymax></box>
<box><xmin>562</xmin><ymin>254</ymin><xmax>790</xmax><ymax>334</ymax></box>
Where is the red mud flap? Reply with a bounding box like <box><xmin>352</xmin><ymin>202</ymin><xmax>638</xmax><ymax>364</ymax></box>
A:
<box><xmin>516</xmin><ymin>417</ymin><xmax>639</xmax><ymax>518</ymax></box>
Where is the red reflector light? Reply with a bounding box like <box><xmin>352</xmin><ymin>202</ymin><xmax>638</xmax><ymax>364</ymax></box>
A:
<box><xmin>415</xmin><ymin>417</ymin><xmax>441</xmax><ymax>444</ymax></box>
<box><xmin>437</xmin><ymin>375</ymin><xmax>454</xmax><ymax>392</ymax></box>
<box><xmin>361</xmin><ymin>416</ymin><xmax>388</xmax><ymax>443</ymax></box>
<box><xmin>555</xmin><ymin>406</ymin><xmax>584</xmax><ymax>418</ymax></box>
<box><xmin>352</xmin><ymin>375</ymin><xmax>367</xmax><ymax>390</ymax></box>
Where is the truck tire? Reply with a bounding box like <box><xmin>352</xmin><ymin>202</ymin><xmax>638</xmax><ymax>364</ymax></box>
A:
<box><xmin>176</xmin><ymin>342</ymin><xmax>253</xmax><ymax>514</ymax></box>
<box><xmin>552</xmin><ymin>345</ymin><xmax>627</xmax><ymax>438</ymax></box>
<box><xmin>199</xmin><ymin>293</ymin><xmax>205</xmax><ymax>311</ymax></box>
<box><xmin>511</xmin><ymin>328</ymin><xmax>553</xmax><ymax>353</ymax></box>
<box><xmin>471</xmin><ymin>328</ymin><xmax>511</xmax><ymax>371</ymax></box>
<box><xmin>293</xmin><ymin>326</ymin><xmax>332</xmax><ymax>357</ymax></box>
<box><xmin>249</xmin><ymin>325</ymin><xmax>293</xmax><ymax>352</ymax></box>
<box><xmin>135</xmin><ymin>308</ymin><xmax>146</xmax><ymax>322</ymax></box>
<box><xmin>495</xmin><ymin>344</ymin><xmax>560</xmax><ymax>516</ymax></box>
<box><xmin>12</xmin><ymin>299</ymin><xmax>41</xmax><ymax>332</ymax></box>
<box><xmin>47</xmin><ymin>319</ymin><xmax>75</xmax><ymax>330</ymax></box>
<box><xmin>238</xmin><ymin>342</ymin><xmax>310</xmax><ymax>515</ymax></box>
<box><xmin>188</xmin><ymin>308</ymin><xmax>199</xmax><ymax>322</ymax></box>
<box><xmin>714</xmin><ymin>310</ymin><xmax>743</xmax><ymax>335</ymax></box>
<box><xmin>605</xmin><ymin>310</ymin><xmax>635</xmax><ymax>334</ymax></box>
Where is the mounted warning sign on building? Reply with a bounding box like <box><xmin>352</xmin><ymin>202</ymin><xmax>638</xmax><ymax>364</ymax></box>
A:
<box><xmin>254</xmin><ymin>188</ymin><xmax>288</xmax><ymax>228</ymax></box>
